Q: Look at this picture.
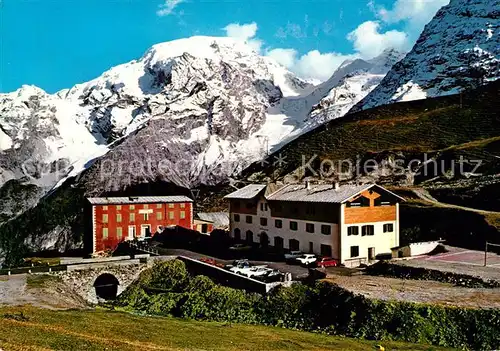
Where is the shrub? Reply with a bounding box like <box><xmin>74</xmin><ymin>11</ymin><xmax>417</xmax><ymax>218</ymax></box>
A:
<box><xmin>117</xmin><ymin>259</ymin><xmax>500</xmax><ymax>350</ymax></box>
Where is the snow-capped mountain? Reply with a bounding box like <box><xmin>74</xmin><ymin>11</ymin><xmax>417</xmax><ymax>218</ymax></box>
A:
<box><xmin>352</xmin><ymin>0</ymin><xmax>499</xmax><ymax>111</ymax></box>
<box><xmin>0</xmin><ymin>37</ymin><xmax>315</xmax><ymax>201</ymax></box>
<box><xmin>306</xmin><ymin>49</ymin><xmax>406</xmax><ymax>125</ymax></box>
<box><xmin>1</xmin><ymin>35</ymin><xmax>403</xmax><ymax>212</ymax></box>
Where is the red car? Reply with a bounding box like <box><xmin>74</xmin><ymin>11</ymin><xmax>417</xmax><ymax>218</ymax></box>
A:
<box><xmin>316</xmin><ymin>257</ymin><xmax>339</xmax><ymax>268</ymax></box>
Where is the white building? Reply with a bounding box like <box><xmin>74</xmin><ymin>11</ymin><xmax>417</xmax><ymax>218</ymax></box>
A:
<box><xmin>224</xmin><ymin>182</ymin><xmax>404</xmax><ymax>267</ymax></box>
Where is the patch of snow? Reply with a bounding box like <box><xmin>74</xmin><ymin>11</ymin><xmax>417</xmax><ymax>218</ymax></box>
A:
<box><xmin>392</xmin><ymin>81</ymin><xmax>427</xmax><ymax>102</ymax></box>
<box><xmin>486</xmin><ymin>28</ymin><xmax>493</xmax><ymax>40</ymax></box>
<box><xmin>0</xmin><ymin>129</ymin><xmax>12</xmax><ymax>150</ymax></box>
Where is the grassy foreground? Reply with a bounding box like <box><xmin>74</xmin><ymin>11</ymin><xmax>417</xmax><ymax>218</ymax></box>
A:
<box><xmin>0</xmin><ymin>306</ymin><xmax>451</xmax><ymax>351</ymax></box>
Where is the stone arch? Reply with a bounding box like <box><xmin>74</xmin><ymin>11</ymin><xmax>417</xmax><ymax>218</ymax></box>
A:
<box><xmin>93</xmin><ymin>273</ymin><xmax>120</xmax><ymax>300</ymax></box>
<box><xmin>58</xmin><ymin>262</ymin><xmax>148</xmax><ymax>304</ymax></box>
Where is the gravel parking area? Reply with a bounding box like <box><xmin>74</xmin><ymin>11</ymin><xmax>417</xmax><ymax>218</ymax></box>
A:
<box><xmin>395</xmin><ymin>246</ymin><xmax>500</xmax><ymax>282</ymax></box>
<box><xmin>324</xmin><ymin>273</ymin><xmax>500</xmax><ymax>309</ymax></box>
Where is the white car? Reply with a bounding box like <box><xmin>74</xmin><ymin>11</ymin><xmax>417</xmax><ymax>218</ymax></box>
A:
<box><xmin>229</xmin><ymin>264</ymin><xmax>252</xmax><ymax>275</ymax></box>
<box><xmin>229</xmin><ymin>243</ymin><xmax>252</xmax><ymax>251</ymax></box>
<box><xmin>244</xmin><ymin>266</ymin><xmax>271</xmax><ymax>278</ymax></box>
<box><xmin>284</xmin><ymin>251</ymin><xmax>303</xmax><ymax>261</ymax></box>
<box><xmin>295</xmin><ymin>254</ymin><xmax>317</xmax><ymax>266</ymax></box>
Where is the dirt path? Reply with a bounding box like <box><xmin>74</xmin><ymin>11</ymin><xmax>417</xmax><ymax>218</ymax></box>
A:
<box><xmin>0</xmin><ymin>274</ymin><xmax>87</xmax><ymax>310</ymax></box>
<box><xmin>412</xmin><ymin>188</ymin><xmax>499</xmax><ymax>215</ymax></box>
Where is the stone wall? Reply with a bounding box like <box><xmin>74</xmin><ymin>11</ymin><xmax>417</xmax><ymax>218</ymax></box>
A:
<box><xmin>56</xmin><ymin>261</ymin><xmax>147</xmax><ymax>304</ymax></box>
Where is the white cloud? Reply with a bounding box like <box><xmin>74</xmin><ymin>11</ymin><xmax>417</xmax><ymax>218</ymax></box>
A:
<box><xmin>223</xmin><ymin>22</ymin><xmax>258</xmax><ymax>40</ymax></box>
<box><xmin>265</xmin><ymin>20</ymin><xmax>407</xmax><ymax>82</ymax></box>
<box><xmin>223</xmin><ymin>22</ymin><xmax>262</xmax><ymax>52</ymax></box>
<box><xmin>266</xmin><ymin>48</ymin><xmax>357</xmax><ymax>82</ymax></box>
<box><xmin>157</xmin><ymin>0</ymin><xmax>184</xmax><ymax>17</ymax></box>
<box><xmin>347</xmin><ymin>21</ymin><xmax>409</xmax><ymax>58</ymax></box>
<box><xmin>222</xmin><ymin>16</ymin><xmax>409</xmax><ymax>82</ymax></box>
<box><xmin>377</xmin><ymin>0</ymin><xmax>449</xmax><ymax>31</ymax></box>
<box><xmin>266</xmin><ymin>48</ymin><xmax>298</xmax><ymax>69</ymax></box>
<box><xmin>293</xmin><ymin>51</ymin><xmax>357</xmax><ymax>81</ymax></box>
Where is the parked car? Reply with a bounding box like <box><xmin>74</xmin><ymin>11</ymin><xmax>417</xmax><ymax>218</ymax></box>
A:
<box><xmin>229</xmin><ymin>264</ymin><xmax>252</xmax><ymax>275</ymax></box>
<box><xmin>229</xmin><ymin>243</ymin><xmax>252</xmax><ymax>251</ymax></box>
<box><xmin>228</xmin><ymin>259</ymin><xmax>254</xmax><ymax>274</ymax></box>
<box><xmin>316</xmin><ymin>257</ymin><xmax>339</xmax><ymax>268</ymax></box>
<box><xmin>199</xmin><ymin>257</ymin><xmax>225</xmax><ymax>268</ymax></box>
<box><xmin>232</xmin><ymin>259</ymin><xmax>250</xmax><ymax>266</ymax></box>
<box><xmin>244</xmin><ymin>266</ymin><xmax>272</xmax><ymax>278</ymax></box>
<box><xmin>284</xmin><ymin>251</ymin><xmax>303</xmax><ymax>262</ymax></box>
<box><xmin>295</xmin><ymin>254</ymin><xmax>317</xmax><ymax>266</ymax></box>
<box><xmin>259</xmin><ymin>269</ymin><xmax>283</xmax><ymax>283</ymax></box>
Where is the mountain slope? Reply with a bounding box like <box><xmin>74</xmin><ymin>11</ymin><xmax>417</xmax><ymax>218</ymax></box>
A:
<box><xmin>307</xmin><ymin>49</ymin><xmax>406</xmax><ymax>125</ymax></box>
<box><xmin>237</xmin><ymin>81</ymin><xmax>500</xmax><ymax>249</ymax></box>
<box><xmin>0</xmin><ymin>39</ymin><xmax>405</xmax><ymax>263</ymax></box>
<box><xmin>0</xmin><ymin>37</ymin><xmax>402</xmax><ymax>222</ymax></box>
<box><xmin>241</xmin><ymin>81</ymin><xmax>500</xmax><ymax>190</ymax></box>
<box><xmin>352</xmin><ymin>0</ymin><xmax>499</xmax><ymax>111</ymax></box>
<box><xmin>0</xmin><ymin>37</ymin><xmax>316</xmax><ymax>222</ymax></box>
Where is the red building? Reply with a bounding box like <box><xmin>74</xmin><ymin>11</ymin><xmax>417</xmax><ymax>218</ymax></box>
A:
<box><xmin>87</xmin><ymin>196</ymin><xmax>193</xmax><ymax>253</ymax></box>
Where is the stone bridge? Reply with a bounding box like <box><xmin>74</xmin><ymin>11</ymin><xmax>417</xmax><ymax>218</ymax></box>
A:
<box><xmin>56</xmin><ymin>260</ymin><xmax>148</xmax><ymax>304</ymax></box>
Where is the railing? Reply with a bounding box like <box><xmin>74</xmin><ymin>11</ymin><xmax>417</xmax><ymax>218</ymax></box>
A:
<box><xmin>343</xmin><ymin>257</ymin><xmax>368</xmax><ymax>268</ymax></box>
<box><xmin>128</xmin><ymin>241</ymin><xmax>160</xmax><ymax>256</ymax></box>
<box><xmin>0</xmin><ymin>264</ymin><xmax>68</xmax><ymax>276</ymax></box>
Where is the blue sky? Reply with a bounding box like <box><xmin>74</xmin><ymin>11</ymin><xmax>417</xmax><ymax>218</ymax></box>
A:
<box><xmin>0</xmin><ymin>0</ymin><xmax>448</xmax><ymax>93</ymax></box>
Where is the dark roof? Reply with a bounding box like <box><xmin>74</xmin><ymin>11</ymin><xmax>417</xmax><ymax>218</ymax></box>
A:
<box><xmin>266</xmin><ymin>183</ymin><xmax>404</xmax><ymax>203</ymax></box>
<box><xmin>87</xmin><ymin>196</ymin><xmax>193</xmax><ymax>205</ymax></box>
<box><xmin>224</xmin><ymin>184</ymin><xmax>266</xmax><ymax>199</ymax></box>
<box><xmin>196</xmin><ymin>212</ymin><xmax>229</xmax><ymax>227</ymax></box>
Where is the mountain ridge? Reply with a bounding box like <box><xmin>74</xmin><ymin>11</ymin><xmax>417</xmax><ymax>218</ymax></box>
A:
<box><xmin>351</xmin><ymin>0</ymin><xmax>499</xmax><ymax>112</ymax></box>
<box><xmin>0</xmin><ymin>37</ymin><xmax>402</xmax><ymax>222</ymax></box>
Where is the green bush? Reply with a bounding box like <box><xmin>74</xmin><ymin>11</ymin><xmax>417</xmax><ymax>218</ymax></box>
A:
<box><xmin>117</xmin><ymin>259</ymin><xmax>500</xmax><ymax>350</ymax></box>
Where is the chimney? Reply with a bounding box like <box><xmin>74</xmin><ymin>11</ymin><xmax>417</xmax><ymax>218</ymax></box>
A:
<box><xmin>334</xmin><ymin>182</ymin><xmax>340</xmax><ymax>190</ymax></box>
<box><xmin>306</xmin><ymin>180</ymin><xmax>312</xmax><ymax>190</ymax></box>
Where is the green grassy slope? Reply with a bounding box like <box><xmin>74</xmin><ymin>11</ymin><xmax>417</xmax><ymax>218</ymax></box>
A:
<box><xmin>236</xmin><ymin>82</ymin><xmax>500</xmax><ymax>245</ymax></box>
<box><xmin>0</xmin><ymin>306</ymin><xmax>451</xmax><ymax>351</ymax></box>
<box><xmin>242</xmin><ymin>81</ymin><xmax>500</xmax><ymax>181</ymax></box>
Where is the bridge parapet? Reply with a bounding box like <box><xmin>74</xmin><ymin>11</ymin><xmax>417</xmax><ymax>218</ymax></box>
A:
<box><xmin>56</xmin><ymin>261</ymin><xmax>147</xmax><ymax>304</ymax></box>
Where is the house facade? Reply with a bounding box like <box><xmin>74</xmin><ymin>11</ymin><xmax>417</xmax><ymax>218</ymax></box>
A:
<box><xmin>87</xmin><ymin>196</ymin><xmax>193</xmax><ymax>253</ymax></box>
<box><xmin>225</xmin><ymin>183</ymin><xmax>403</xmax><ymax>267</ymax></box>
